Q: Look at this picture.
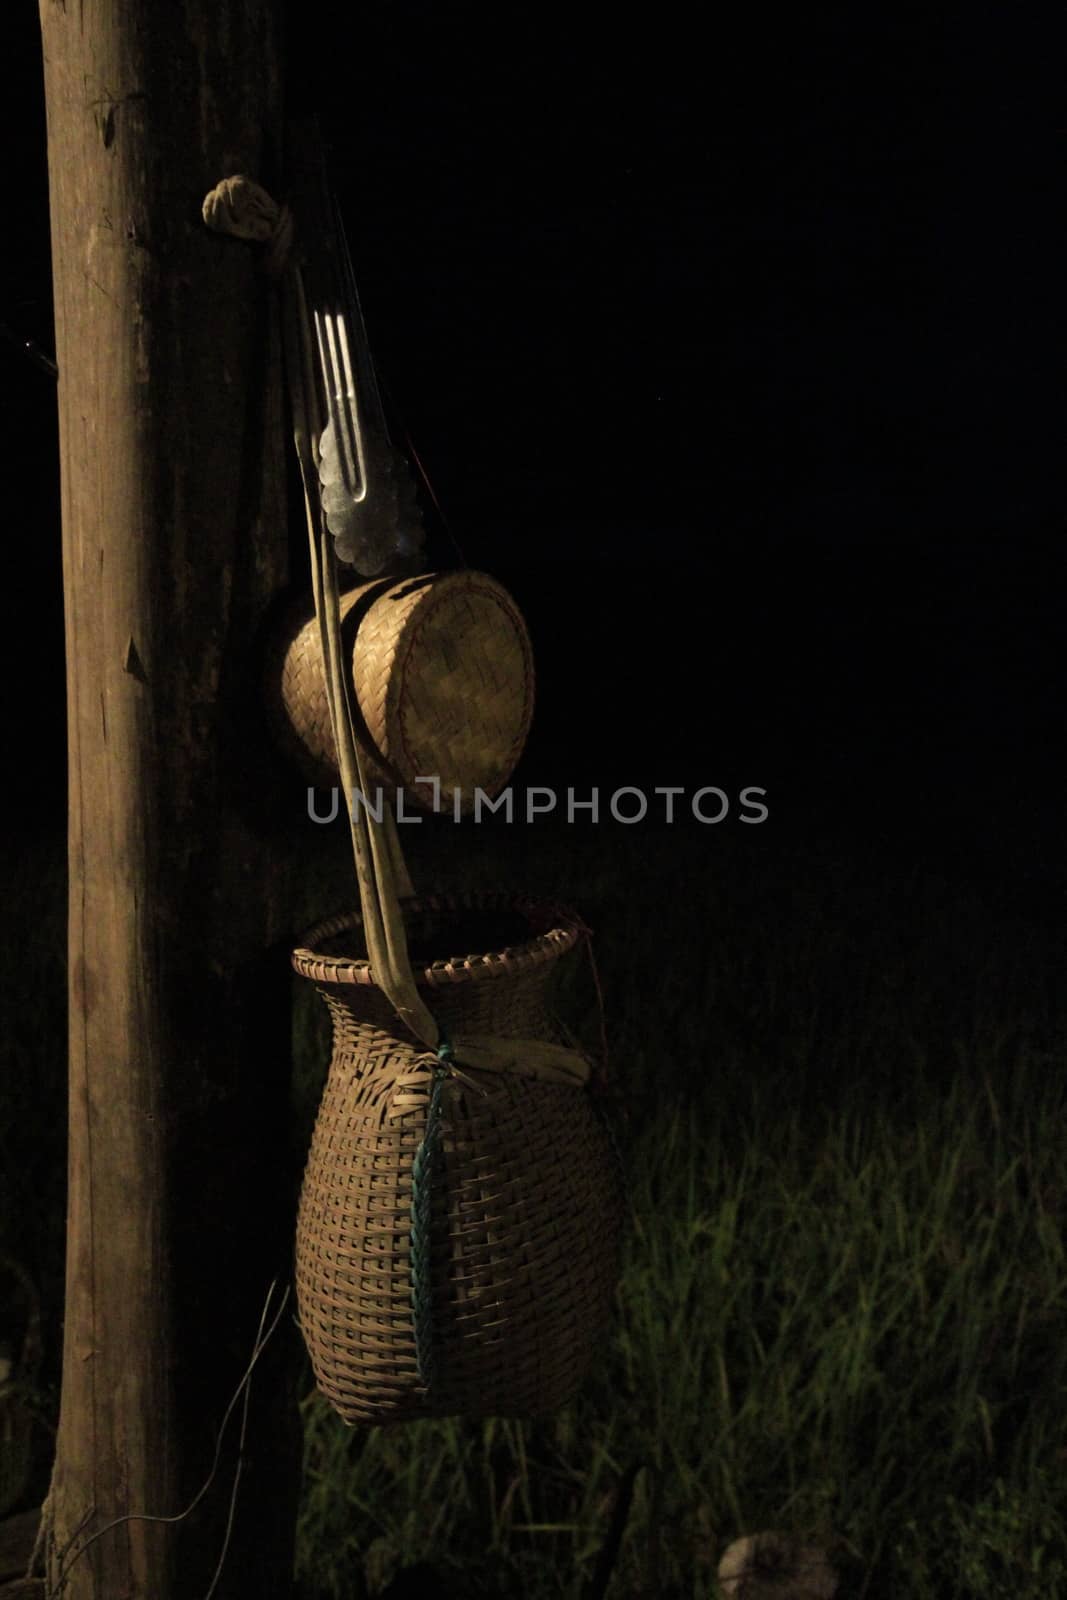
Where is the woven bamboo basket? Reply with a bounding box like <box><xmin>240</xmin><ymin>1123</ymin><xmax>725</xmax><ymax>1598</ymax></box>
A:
<box><xmin>292</xmin><ymin>892</ymin><xmax>624</xmax><ymax>1425</ymax></box>
<box><xmin>268</xmin><ymin>570</ymin><xmax>534</xmax><ymax>814</ymax></box>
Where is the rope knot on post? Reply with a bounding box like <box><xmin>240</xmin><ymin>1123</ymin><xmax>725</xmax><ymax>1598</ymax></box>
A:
<box><xmin>201</xmin><ymin>175</ymin><xmax>293</xmax><ymax>277</ymax></box>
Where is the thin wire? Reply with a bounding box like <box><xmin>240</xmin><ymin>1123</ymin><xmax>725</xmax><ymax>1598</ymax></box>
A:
<box><xmin>202</xmin><ymin>1279</ymin><xmax>282</xmax><ymax>1600</ymax></box>
<box><xmin>46</xmin><ymin>1280</ymin><xmax>290</xmax><ymax>1599</ymax></box>
<box><xmin>402</xmin><ymin>424</ymin><xmax>469</xmax><ymax>569</ymax></box>
<box><xmin>569</xmin><ymin>916</ymin><xmax>612</xmax><ymax>1096</ymax></box>
<box><xmin>378</xmin><ymin>369</ymin><xmax>470</xmax><ymax>569</ymax></box>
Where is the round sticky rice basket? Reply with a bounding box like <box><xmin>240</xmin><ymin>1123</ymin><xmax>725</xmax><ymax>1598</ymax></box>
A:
<box><xmin>269</xmin><ymin>570</ymin><xmax>533</xmax><ymax>814</ymax></box>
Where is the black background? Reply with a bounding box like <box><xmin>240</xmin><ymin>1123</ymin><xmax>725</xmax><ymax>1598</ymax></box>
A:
<box><xmin>4</xmin><ymin>3</ymin><xmax>1063</xmax><ymax>908</ymax></box>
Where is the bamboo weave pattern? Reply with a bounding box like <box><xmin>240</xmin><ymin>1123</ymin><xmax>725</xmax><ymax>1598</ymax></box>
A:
<box><xmin>293</xmin><ymin>893</ymin><xmax>624</xmax><ymax>1424</ymax></box>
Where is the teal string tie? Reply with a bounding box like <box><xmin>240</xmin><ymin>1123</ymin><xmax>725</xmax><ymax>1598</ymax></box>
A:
<box><xmin>410</xmin><ymin>1033</ymin><xmax>453</xmax><ymax>1392</ymax></box>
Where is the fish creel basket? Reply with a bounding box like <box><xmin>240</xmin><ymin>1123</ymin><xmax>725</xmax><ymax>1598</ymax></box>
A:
<box><xmin>292</xmin><ymin>893</ymin><xmax>624</xmax><ymax>1425</ymax></box>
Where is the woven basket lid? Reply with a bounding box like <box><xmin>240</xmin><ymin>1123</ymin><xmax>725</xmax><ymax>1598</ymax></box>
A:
<box><xmin>269</xmin><ymin>570</ymin><xmax>534</xmax><ymax>814</ymax></box>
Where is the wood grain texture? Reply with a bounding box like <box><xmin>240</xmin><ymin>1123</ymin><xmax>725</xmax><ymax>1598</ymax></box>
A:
<box><xmin>38</xmin><ymin>2</ymin><xmax>298</xmax><ymax>1594</ymax></box>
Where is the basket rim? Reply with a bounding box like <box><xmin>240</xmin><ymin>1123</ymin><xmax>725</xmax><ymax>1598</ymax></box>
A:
<box><xmin>291</xmin><ymin>890</ymin><xmax>583</xmax><ymax>988</ymax></box>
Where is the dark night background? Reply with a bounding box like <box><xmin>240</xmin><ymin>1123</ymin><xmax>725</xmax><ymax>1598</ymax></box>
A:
<box><xmin>0</xmin><ymin>8</ymin><xmax>1063</xmax><ymax>1592</ymax></box>
<box><xmin>2</xmin><ymin>4</ymin><xmax>1062</xmax><ymax>913</ymax></box>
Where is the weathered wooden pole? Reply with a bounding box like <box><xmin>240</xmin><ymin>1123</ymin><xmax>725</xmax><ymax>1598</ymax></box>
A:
<box><xmin>39</xmin><ymin>2</ymin><xmax>299</xmax><ymax>1595</ymax></box>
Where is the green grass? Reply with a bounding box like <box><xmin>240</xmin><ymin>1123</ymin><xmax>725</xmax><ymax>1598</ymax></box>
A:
<box><xmin>295</xmin><ymin>1049</ymin><xmax>1067</xmax><ymax>1598</ymax></box>
<box><xmin>292</xmin><ymin>817</ymin><xmax>1067</xmax><ymax>1599</ymax></box>
<box><xmin>5</xmin><ymin>816</ymin><xmax>1067</xmax><ymax>1597</ymax></box>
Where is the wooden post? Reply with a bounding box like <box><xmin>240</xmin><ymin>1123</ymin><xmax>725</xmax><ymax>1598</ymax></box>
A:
<box><xmin>38</xmin><ymin>3</ymin><xmax>299</xmax><ymax>1595</ymax></box>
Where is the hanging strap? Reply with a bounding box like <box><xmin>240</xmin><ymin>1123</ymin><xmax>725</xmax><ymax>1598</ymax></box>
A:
<box><xmin>202</xmin><ymin>166</ymin><xmax>594</xmax><ymax>1084</ymax></box>
<box><xmin>204</xmin><ymin>165</ymin><xmax>438</xmax><ymax>1046</ymax></box>
<box><xmin>288</xmin><ymin>241</ymin><xmax>440</xmax><ymax>1044</ymax></box>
